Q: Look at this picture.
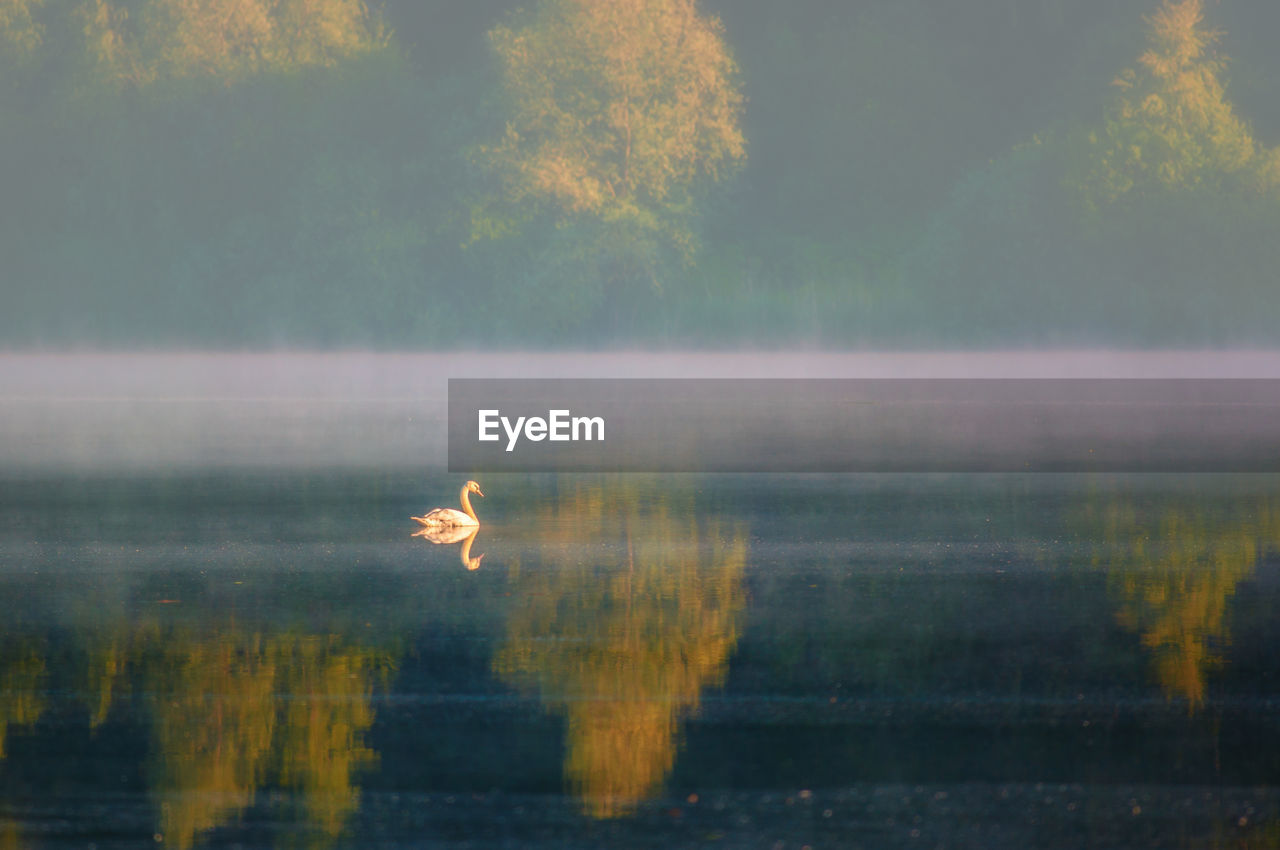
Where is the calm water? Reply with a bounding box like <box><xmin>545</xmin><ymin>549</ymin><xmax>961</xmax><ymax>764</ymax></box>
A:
<box><xmin>2</xmin><ymin>353</ymin><xmax>1279</xmax><ymax>848</ymax></box>
<box><xmin>1</xmin><ymin>470</ymin><xmax>1279</xmax><ymax>849</ymax></box>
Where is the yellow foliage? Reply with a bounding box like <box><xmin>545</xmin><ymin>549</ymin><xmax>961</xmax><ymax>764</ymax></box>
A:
<box><xmin>0</xmin><ymin>0</ymin><xmax>43</xmax><ymax>59</ymax></box>
<box><xmin>82</xmin><ymin>0</ymin><xmax>388</xmax><ymax>85</ymax></box>
<box><xmin>493</xmin><ymin>480</ymin><xmax>747</xmax><ymax>817</ymax></box>
<box><xmin>482</xmin><ymin>0</ymin><xmax>745</xmax><ymax>219</ymax></box>
<box><xmin>1087</xmin><ymin>0</ymin><xmax>1266</xmax><ymax>201</ymax></box>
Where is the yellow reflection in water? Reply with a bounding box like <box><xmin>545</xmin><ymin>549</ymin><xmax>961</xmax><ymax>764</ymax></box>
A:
<box><xmin>82</xmin><ymin>637</ymin><xmax>128</xmax><ymax>730</ymax></box>
<box><xmin>1098</xmin><ymin>498</ymin><xmax>1280</xmax><ymax>714</ymax></box>
<box><xmin>493</xmin><ymin>480</ymin><xmax>747</xmax><ymax>818</ymax></box>
<box><xmin>273</xmin><ymin>636</ymin><xmax>383</xmax><ymax>847</ymax></box>
<box><xmin>0</xmin><ymin>642</ymin><xmax>45</xmax><ymax>760</ymax></box>
<box><xmin>146</xmin><ymin>629</ymin><xmax>279</xmax><ymax>850</ymax></box>
<box><xmin>73</xmin><ymin>624</ymin><xmax>391</xmax><ymax>850</ymax></box>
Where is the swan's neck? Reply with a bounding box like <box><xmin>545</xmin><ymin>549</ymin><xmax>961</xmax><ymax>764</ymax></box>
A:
<box><xmin>459</xmin><ymin>487</ymin><xmax>478</xmax><ymax>521</ymax></box>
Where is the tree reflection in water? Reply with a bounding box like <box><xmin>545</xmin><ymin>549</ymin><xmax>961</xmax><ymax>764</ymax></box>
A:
<box><xmin>492</xmin><ymin>479</ymin><xmax>748</xmax><ymax>818</ymax></box>
<box><xmin>1097</xmin><ymin>497</ymin><xmax>1280</xmax><ymax>714</ymax></box>
<box><xmin>272</xmin><ymin>636</ymin><xmax>384</xmax><ymax>847</ymax></box>
<box><xmin>0</xmin><ymin>641</ymin><xmax>45</xmax><ymax>759</ymax></box>
<box><xmin>0</xmin><ymin>817</ymin><xmax>18</xmax><ymax>850</ymax></box>
<box><xmin>12</xmin><ymin>621</ymin><xmax>392</xmax><ymax>850</ymax></box>
<box><xmin>144</xmin><ymin>629</ymin><xmax>279</xmax><ymax>850</ymax></box>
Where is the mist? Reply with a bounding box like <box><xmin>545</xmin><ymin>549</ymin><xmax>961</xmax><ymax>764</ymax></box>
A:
<box><xmin>3</xmin><ymin>351</ymin><xmax>1277</xmax><ymax>471</ymax></box>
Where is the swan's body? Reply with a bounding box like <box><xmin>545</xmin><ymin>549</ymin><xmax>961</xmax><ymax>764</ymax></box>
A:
<box><xmin>413</xmin><ymin>507</ymin><xmax>475</xmax><ymax>527</ymax></box>
<box><xmin>412</xmin><ymin>481</ymin><xmax>483</xmax><ymax>528</ymax></box>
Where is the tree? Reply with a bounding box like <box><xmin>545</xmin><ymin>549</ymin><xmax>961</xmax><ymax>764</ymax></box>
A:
<box><xmin>0</xmin><ymin>0</ymin><xmax>43</xmax><ymax>103</ymax></box>
<box><xmin>0</xmin><ymin>0</ymin><xmax>42</xmax><ymax>61</ymax></box>
<box><xmin>478</xmin><ymin>0</ymin><xmax>745</xmax><ymax>292</ymax></box>
<box><xmin>1087</xmin><ymin>0</ymin><xmax>1261</xmax><ymax>202</ymax></box>
<box><xmin>81</xmin><ymin>0</ymin><xmax>389</xmax><ymax>85</ymax></box>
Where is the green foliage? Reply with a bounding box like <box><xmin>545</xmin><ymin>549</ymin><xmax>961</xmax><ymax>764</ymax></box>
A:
<box><xmin>472</xmin><ymin>0</ymin><xmax>744</xmax><ymax>329</ymax></box>
<box><xmin>905</xmin><ymin>129</ymin><xmax>1280</xmax><ymax>345</ymax></box>
<box><xmin>2</xmin><ymin>0</ymin><xmax>1280</xmax><ymax>347</ymax></box>
<box><xmin>732</xmin><ymin>6</ymin><xmax>974</xmax><ymax>251</ymax></box>
<box><xmin>899</xmin><ymin>139</ymin><xmax>1094</xmax><ymax>343</ymax></box>
<box><xmin>0</xmin><ymin>41</ymin><xmax>478</xmax><ymax>346</ymax></box>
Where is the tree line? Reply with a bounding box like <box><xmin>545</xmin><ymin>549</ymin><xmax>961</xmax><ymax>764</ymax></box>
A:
<box><xmin>2</xmin><ymin>0</ymin><xmax>1278</xmax><ymax>346</ymax></box>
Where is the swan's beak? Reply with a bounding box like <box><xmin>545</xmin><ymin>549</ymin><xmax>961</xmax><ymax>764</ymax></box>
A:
<box><xmin>474</xmin><ymin>486</ymin><xmax>485</xmax><ymax>498</ymax></box>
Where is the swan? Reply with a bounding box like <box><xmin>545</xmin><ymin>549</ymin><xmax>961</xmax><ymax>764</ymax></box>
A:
<box><xmin>412</xmin><ymin>480</ymin><xmax>484</xmax><ymax>528</ymax></box>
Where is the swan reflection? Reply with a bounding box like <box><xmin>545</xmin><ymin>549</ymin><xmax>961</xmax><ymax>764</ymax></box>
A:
<box><xmin>413</xmin><ymin>525</ymin><xmax>486</xmax><ymax>570</ymax></box>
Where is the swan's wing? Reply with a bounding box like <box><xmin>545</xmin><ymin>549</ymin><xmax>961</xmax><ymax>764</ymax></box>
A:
<box><xmin>411</xmin><ymin>507</ymin><xmax>475</xmax><ymax>527</ymax></box>
<box><xmin>411</xmin><ymin>507</ymin><xmax>449</xmax><ymax>524</ymax></box>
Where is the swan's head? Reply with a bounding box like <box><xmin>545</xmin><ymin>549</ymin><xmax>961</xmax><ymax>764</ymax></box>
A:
<box><xmin>466</xmin><ymin>480</ymin><xmax>485</xmax><ymax>498</ymax></box>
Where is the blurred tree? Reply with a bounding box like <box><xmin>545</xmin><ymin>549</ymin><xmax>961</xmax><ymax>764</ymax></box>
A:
<box><xmin>0</xmin><ymin>0</ymin><xmax>43</xmax><ymax>113</ymax></box>
<box><xmin>0</xmin><ymin>0</ymin><xmax>43</xmax><ymax>59</ymax></box>
<box><xmin>1087</xmin><ymin>0</ymin><xmax>1262</xmax><ymax>202</ymax></box>
<box><xmin>81</xmin><ymin>0</ymin><xmax>388</xmax><ymax>85</ymax></box>
<box><xmin>484</xmin><ymin>0</ymin><xmax>742</xmax><ymax>225</ymax></box>
<box><xmin>476</xmin><ymin>0</ymin><xmax>744</xmax><ymax>318</ymax></box>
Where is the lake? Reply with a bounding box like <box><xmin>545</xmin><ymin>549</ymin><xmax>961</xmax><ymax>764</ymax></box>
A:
<box><xmin>1</xmin><ymin>353</ymin><xmax>1278</xmax><ymax>848</ymax></box>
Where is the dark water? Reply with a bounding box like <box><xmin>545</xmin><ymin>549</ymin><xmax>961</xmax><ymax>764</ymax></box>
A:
<box><xmin>1</xmin><ymin>470</ymin><xmax>1279</xmax><ymax>848</ymax></box>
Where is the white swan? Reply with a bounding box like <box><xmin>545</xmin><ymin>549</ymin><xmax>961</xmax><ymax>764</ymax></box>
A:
<box><xmin>412</xmin><ymin>480</ymin><xmax>484</xmax><ymax>528</ymax></box>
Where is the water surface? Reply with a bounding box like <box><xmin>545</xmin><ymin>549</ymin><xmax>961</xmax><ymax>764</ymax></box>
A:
<box><xmin>2</xmin><ymin>470</ymin><xmax>1278</xmax><ymax>848</ymax></box>
<box><xmin>1</xmin><ymin>353</ymin><xmax>1278</xmax><ymax>848</ymax></box>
